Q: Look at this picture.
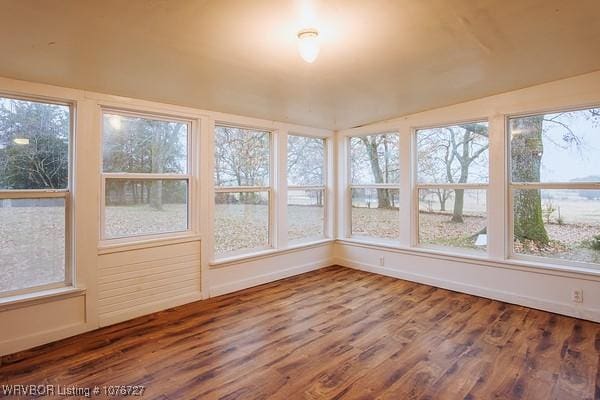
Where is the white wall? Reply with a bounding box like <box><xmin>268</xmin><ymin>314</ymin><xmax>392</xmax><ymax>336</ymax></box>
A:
<box><xmin>335</xmin><ymin>242</ymin><xmax>600</xmax><ymax>322</ymax></box>
<box><xmin>2</xmin><ymin>70</ymin><xmax>600</xmax><ymax>358</ymax></box>
<box><xmin>209</xmin><ymin>242</ymin><xmax>334</xmax><ymax>297</ymax></box>
<box><xmin>97</xmin><ymin>240</ymin><xmax>202</xmax><ymax>327</ymax></box>
<box><xmin>0</xmin><ymin>76</ymin><xmax>334</xmax><ymax>356</ymax></box>
<box><xmin>336</xmin><ymin>70</ymin><xmax>600</xmax><ymax>323</ymax></box>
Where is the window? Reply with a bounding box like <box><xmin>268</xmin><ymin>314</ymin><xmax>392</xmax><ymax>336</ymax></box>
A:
<box><xmin>415</xmin><ymin>122</ymin><xmax>489</xmax><ymax>253</ymax></box>
<box><xmin>101</xmin><ymin>111</ymin><xmax>190</xmax><ymax>240</ymax></box>
<box><xmin>349</xmin><ymin>133</ymin><xmax>400</xmax><ymax>240</ymax></box>
<box><xmin>509</xmin><ymin>107</ymin><xmax>600</xmax><ymax>266</ymax></box>
<box><xmin>287</xmin><ymin>134</ymin><xmax>326</xmax><ymax>243</ymax></box>
<box><xmin>0</xmin><ymin>96</ymin><xmax>71</xmax><ymax>296</ymax></box>
<box><xmin>214</xmin><ymin>125</ymin><xmax>271</xmax><ymax>256</ymax></box>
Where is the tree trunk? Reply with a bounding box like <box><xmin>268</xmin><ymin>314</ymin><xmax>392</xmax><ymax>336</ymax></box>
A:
<box><xmin>362</xmin><ymin>137</ymin><xmax>391</xmax><ymax>208</ymax></box>
<box><xmin>117</xmin><ymin>181</ymin><xmax>126</xmax><ymax>205</ymax></box>
<box><xmin>511</xmin><ymin>115</ymin><xmax>549</xmax><ymax>244</ymax></box>
<box><xmin>451</xmin><ymin>189</ymin><xmax>464</xmax><ymax>223</ymax></box>
<box><xmin>149</xmin><ymin>126</ymin><xmax>164</xmax><ymax>210</ymax></box>
<box><xmin>149</xmin><ymin>181</ymin><xmax>163</xmax><ymax>210</ymax></box>
<box><xmin>451</xmin><ymin>131</ymin><xmax>472</xmax><ymax>222</ymax></box>
<box><xmin>377</xmin><ymin>188</ymin><xmax>391</xmax><ymax>209</ymax></box>
<box><xmin>435</xmin><ymin>189</ymin><xmax>447</xmax><ymax>211</ymax></box>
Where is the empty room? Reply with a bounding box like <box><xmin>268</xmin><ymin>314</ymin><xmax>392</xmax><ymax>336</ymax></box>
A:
<box><xmin>1</xmin><ymin>1</ymin><xmax>600</xmax><ymax>399</ymax></box>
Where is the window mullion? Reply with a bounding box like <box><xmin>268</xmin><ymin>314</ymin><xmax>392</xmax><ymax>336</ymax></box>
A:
<box><xmin>102</xmin><ymin>173</ymin><xmax>189</xmax><ymax>180</ymax></box>
<box><xmin>510</xmin><ymin>182</ymin><xmax>600</xmax><ymax>190</ymax></box>
<box><xmin>214</xmin><ymin>186</ymin><xmax>270</xmax><ymax>193</ymax></box>
<box><xmin>276</xmin><ymin>129</ymin><xmax>287</xmax><ymax>249</ymax></box>
<box><xmin>0</xmin><ymin>190</ymin><xmax>68</xmax><ymax>199</ymax></box>
<box><xmin>414</xmin><ymin>183</ymin><xmax>488</xmax><ymax>190</ymax></box>
<box><xmin>487</xmin><ymin>114</ymin><xmax>507</xmax><ymax>260</ymax></box>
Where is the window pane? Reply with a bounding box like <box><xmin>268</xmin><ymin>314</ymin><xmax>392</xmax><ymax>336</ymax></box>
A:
<box><xmin>350</xmin><ymin>133</ymin><xmax>399</xmax><ymax>185</ymax></box>
<box><xmin>214</xmin><ymin>191</ymin><xmax>269</xmax><ymax>255</ymax></box>
<box><xmin>417</xmin><ymin>122</ymin><xmax>489</xmax><ymax>184</ymax></box>
<box><xmin>419</xmin><ymin>189</ymin><xmax>487</xmax><ymax>252</ymax></box>
<box><xmin>0</xmin><ymin>97</ymin><xmax>70</xmax><ymax>190</ymax></box>
<box><xmin>351</xmin><ymin>188</ymin><xmax>399</xmax><ymax>240</ymax></box>
<box><xmin>214</xmin><ymin>126</ymin><xmax>270</xmax><ymax>187</ymax></box>
<box><xmin>104</xmin><ymin>179</ymin><xmax>188</xmax><ymax>239</ymax></box>
<box><xmin>103</xmin><ymin>113</ymin><xmax>188</xmax><ymax>174</ymax></box>
<box><xmin>288</xmin><ymin>189</ymin><xmax>324</xmax><ymax>242</ymax></box>
<box><xmin>510</xmin><ymin>108</ymin><xmax>600</xmax><ymax>183</ymax></box>
<box><xmin>513</xmin><ymin>189</ymin><xmax>600</xmax><ymax>266</ymax></box>
<box><xmin>0</xmin><ymin>198</ymin><xmax>65</xmax><ymax>293</ymax></box>
<box><xmin>288</xmin><ymin>135</ymin><xmax>324</xmax><ymax>186</ymax></box>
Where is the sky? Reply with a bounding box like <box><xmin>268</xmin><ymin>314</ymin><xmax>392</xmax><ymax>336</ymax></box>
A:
<box><xmin>533</xmin><ymin>110</ymin><xmax>600</xmax><ymax>182</ymax></box>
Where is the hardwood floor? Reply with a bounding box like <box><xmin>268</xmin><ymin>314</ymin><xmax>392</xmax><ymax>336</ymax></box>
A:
<box><xmin>1</xmin><ymin>266</ymin><xmax>599</xmax><ymax>399</ymax></box>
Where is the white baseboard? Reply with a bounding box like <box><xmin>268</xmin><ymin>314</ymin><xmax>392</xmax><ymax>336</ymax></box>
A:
<box><xmin>209</xmin><ymin>258</ymin><xmax>335</xmax><ymax>297</ymax></box>
<box><xmin>0</xmin><ymin>322</ymin><xmax>91</xmax><ymax>357</ymax></box>
<box><xmin>335</xmin><ymin>257</ymin><xmax>600</xmax><ymax>323</ymax></box>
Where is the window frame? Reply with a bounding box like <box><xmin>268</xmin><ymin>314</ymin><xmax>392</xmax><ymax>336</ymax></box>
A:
<box><xmin>99</xmin><ymin>107</ymin><xmax>194</xmax><ymax>244</ymax></box>
<box><xmin>412</xmin><ymin>120</ymin><xmax>490</xmax><ymax>255</ymax></box>
<box><xmin>287</xmin><ymin>133</ymin><xmax>328</xmax><ymax>244</ymax></box>
<box><xmin>0</xmin><ymin>94</ymin><xmax>74</xmax><ymax>298</ymax></box>
<box><xmin>347</xmin><ymin>132</ymin><xmax>401</xmax><ymax>243</ymax></box>
<box><xmin>213</xmin><ymin>122</ymin><xmax>274</xmax><ymax>258</ymax></box>
<box><xmin>506</xmin><ymin>106</ymin><xmax>600</xmax><ymax>268</ymax></box>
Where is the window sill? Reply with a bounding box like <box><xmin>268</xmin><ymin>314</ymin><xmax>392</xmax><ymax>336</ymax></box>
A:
<box><xmin>0</xmin><ymin>286</ymin><xmax>86</xmax><ymax>312</ymax></box>
<box><xmin>211</xmin><ymin>239</ymin><xmax>334</xmax><ymax>268</ymax></box>
<box><xmin>336</xmin><ymin>239</ymin><xmax>600</xmax><ymax>281</ymax></box>
<box><xmin>98</xmin><ymin>234</ymin><xmax>202</xmax><ymax>255</ymax></box>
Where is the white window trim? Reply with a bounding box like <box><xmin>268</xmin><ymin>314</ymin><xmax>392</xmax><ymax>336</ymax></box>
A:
<box><xmin>347</xmin><ymin>133</ymin><xmax>401</xmax><ymax>241</ymax></box>
<box><xmin>506</xmin><ymin>107</ymin><xmax>600</xmax><ymax>269</ymax></box>
<box><xmin>212</xmin><ymin>124</ymin><xmax>275</xmax><ymax>260</ymax></box>
<box><xmin>339</xmin><ymin>104</ymin><xmax>600</xmax><ymax>275</ymax></box>
<box><xmin>98</xmin><ymin>107</ymin><xmax>196</xmax><ymax>245</ymax></box>
<box><xmin>287</xmin><ymin>133</ymin><xmax>329</xmax><ymax>245</ymax></box>
<box><xmin>0</xmin><ymin>95</ymin><xmax>74</xmax><ymax>298</ymax></box>
<box><xmin>412</xmin><ymin>121</ymin><xmax>490</xmax><ymax>255</ymax></box>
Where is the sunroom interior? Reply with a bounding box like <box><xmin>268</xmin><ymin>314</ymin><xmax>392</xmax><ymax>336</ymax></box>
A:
<box><xmin>1</xmin><ymin>1</ymin><xmax>600</xmax><ymax>398</ymax></box>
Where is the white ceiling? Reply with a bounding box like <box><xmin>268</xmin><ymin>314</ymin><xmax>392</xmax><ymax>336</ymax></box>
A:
<box><xmin>1</xmin><ymin>0</ymin><xmax>600</xmax><ymax>130</ymax></box>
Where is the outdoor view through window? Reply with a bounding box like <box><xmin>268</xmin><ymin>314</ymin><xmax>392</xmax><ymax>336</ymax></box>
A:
<box><xmin>350</xmin><ymin>133</ymin><xmax>400</xmax><ymax>240</ymax></box>
<box><xmin>287</xmin><ymin>135</ymin><xmax>326</xmax><ymax>243</ymax></box>
<box><xmin>416</xmin><ymin>122</ymin><xmax>489</xmax><ymax>253</ymax></box>
<box><xmin>509</xmin><ymin>108</ymin><xmax>600</xmax><ymax>265</ymax></box>
<box><xmin>102</xmin><ymin>113</ymin><xmax>190</xmax><ymax>240</ymax></box>
<box><xmin>0</xmin><ymin>97</ymin><xmax>70</xmax><ymax>294</ymax></box>
<box><xmin>214</xmin><ymin>125</ymin><xmax>271</xmax><ymax>256</ymax></box>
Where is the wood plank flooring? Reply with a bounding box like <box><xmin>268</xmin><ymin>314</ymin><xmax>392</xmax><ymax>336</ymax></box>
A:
<box><xmin>1</xmin><ymin>266</ymin><xmax>599</xmax><ymax>399</ymax></box>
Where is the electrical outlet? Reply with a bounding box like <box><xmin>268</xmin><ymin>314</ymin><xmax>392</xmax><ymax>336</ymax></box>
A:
<box><xmin>572</xmin><ymin>289</ymin><xmax>583</xmax><ymax>303</ymax></box>
<box><xmin>379</xmin><ymin>256</ymin><xmax>385</xmax><ymax>266</ymax></box>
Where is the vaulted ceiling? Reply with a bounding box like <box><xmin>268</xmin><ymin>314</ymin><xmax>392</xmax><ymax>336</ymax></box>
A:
<box><xmin>1</xmin><ymin>0</ymin><xmax>600</xmax><ymax>129</ymax></box>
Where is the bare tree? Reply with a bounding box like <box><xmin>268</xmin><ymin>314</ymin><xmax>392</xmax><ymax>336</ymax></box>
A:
<box><xmin>351</xmin><ymin>134</ymin><xmax>399</xmax><ymax>209</ymax></box>
<box><xmin>417</xmin><ymin>123</ymin><xmax>489</xmax><ymax>222</ymax></box>
<box><xmin>0</xmin><ymin>99</ymin><xmax>69</xmax><ymax>190</ymax></box>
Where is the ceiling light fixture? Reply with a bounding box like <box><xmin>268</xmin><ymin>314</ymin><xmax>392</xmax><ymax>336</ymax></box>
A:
<box><xmin>297</xmin><ymin>28</ymin><xmax>320</xmax><ymax>63</ymax></box>
<box><xmin>13</xmin><ymin>138</ymin><xmax>29</xmax><ymax>145</ymax></box>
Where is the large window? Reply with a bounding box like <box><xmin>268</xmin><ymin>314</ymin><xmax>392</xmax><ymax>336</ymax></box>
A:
<box><xmin>0</xmin><ymin>96</ymin><xmax>71</xmax><ymax>296</ymax></box>
<box><xmin>101</xmin><ymin>111</ymin><xmax>190</xmax><ymax>241</ymax></box>
<box><xmin>287</xmin><ymin>134</ymin><xmax>326</xmax><ymax>243</ymax></box>
<box><xmin>349</xmin><ymin>133</ymin><xmax>400</xmax><ymax>240</ymax></box>
<box><xmin>214</xmin><ymin>125</ymin><xmax>271</xmax><ymax>256</ymax></box>
<box><xmin>509</xmin><ymin>107</ymin><xmax>600</xmax><ymax>266</ymax></box>
<box><xmin>416</xmin><ymin>122</ymin><xmax>489</xmax><ymax>253</ymax></box>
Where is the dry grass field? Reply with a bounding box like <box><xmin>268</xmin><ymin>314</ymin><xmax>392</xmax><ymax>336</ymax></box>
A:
<box><xmin>2</xmin><ymin>197</ymin><xmax>598</xmax><ymax>293</ymax></box>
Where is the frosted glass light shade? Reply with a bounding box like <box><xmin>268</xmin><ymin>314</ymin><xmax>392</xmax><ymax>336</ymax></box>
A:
<box><xmin>297</xmin><ymin>29</ymin><xmax>319</xmax><ymax>63</ymax></box>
